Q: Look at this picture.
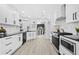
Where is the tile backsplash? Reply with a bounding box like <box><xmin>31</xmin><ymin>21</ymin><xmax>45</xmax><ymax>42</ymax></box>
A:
<box><xmin>55</xmin><ymin>19</ymin><xmax>79</xmax><ymax>35</ymax></box>
<box><xmin>0</xmin><ymin>25</ymin><xmax>20</xmax><ymax>35</ymax></box>
<box><xmin>60</xmin><ymin>22</ymin><xmax>79</xmax><ymax>35</ymax></box>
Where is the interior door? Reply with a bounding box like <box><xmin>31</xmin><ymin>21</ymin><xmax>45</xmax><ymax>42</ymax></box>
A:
<box><xmin>37</xmin><ymin>24</ymin><xmax>45</xmax><ymax>35</ymax></box>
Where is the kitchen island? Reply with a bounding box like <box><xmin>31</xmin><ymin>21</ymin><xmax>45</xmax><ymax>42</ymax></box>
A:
<box><xmin>0</xmin><ymin>32</ymin><xmax>24</xmax><ymax>55</ymax></box>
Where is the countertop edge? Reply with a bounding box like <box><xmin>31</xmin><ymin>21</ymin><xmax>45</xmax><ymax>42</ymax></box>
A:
<box><xmin>60</xmin><ymin>35</ymin><xmax>79</xmax><ymax>41</ymax></box>
<box><xmin>0</xmin><ymin>31</ymin><xmax>27</xmax><ymax>39</ymax></box>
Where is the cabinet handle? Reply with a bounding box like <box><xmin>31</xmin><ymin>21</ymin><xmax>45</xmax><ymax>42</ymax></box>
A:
<box><xmin>73</xmin><ymin>13</ymin><xmax>75</xmax><ymax>20</ymax></box>
<box><xmin>13</xmin><ymin>20</ymin><xmax>16</xmax><ymax>24</ymax></box>
<box><xmin>5</xmin><ymin>17</ymin><xmax>7</xmax><ymax>23</ymax></box>
<box><xmin>6</xmin><ymin>42</ymin><xmax>12</xmax><ymax>46</ymax></box>
<box><xmin>5</xmin><ymin>49</ymin><xmax>12</xmax><ymax>54</ymax></box>
<box><xmin>19</xmin><ymin>37</ymin><xmax>21</xmax><ymax>41</ymax></box>
<box><xmin>75</xmin><ymin>12</ymin><xmax>77</xmax><ymax>20</ymax></box>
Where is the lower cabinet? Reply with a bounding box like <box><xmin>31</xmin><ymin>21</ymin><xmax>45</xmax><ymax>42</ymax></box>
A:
<box><xmin>0</xmin><ymin>33</ymin><xmax>22</xmax><ymax>55</ymax></box>
<box><xmin>27</xmin><ymin>32</ymin><xmax>36</xmax><ymax>41</ymax></box>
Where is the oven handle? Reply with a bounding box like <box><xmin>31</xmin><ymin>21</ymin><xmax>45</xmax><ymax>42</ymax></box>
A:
<box><xmin>61</xmin><ymin>38</ymin><xmax>75</xmax><ymax>45</ymax></box>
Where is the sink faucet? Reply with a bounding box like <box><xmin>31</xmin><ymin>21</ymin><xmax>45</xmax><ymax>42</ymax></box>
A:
<box><xmin>61</xmin><ymin>29</ymin><xmax>64</xmax><ymax>32</ymax></box>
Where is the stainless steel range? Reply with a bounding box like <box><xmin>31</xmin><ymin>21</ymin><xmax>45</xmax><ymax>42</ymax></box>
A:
<box><xmin>60</xmin><ymin>35</ymin><xmax>79</xmax><ymax>55</ymax></box>
<box><xmin>52</xmin><ymin>32</ymin><xmax>72</xmax><ymax>53</ymax></box>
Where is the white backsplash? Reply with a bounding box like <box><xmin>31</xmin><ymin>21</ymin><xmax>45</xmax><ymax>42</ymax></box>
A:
<box><xmin>60</xmin><ymin>22</ymin><xmax>79</xmax><ymax>35</ymax></box>
<box><xmin>0</xmin><ymin>25</ymin><xmax>20</xmax><ymax>35</ymax></box>
<box><xmin>55</xmin><ymin>19</ymin><xmax>79</xmax><ymax>35</ymax></box>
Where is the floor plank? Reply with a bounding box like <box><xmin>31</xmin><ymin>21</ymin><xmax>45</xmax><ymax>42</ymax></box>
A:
<box><xmin>14</xmin><ymin>35</ymin><xmax>58</xmax><ymax>55</ymax></box>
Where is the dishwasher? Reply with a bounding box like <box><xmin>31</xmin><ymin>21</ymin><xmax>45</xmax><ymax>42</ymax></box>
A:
<box><xmin>22</xmin><ymin>32</ymin><xmax>27</xmax><ymax>44</ymax></box>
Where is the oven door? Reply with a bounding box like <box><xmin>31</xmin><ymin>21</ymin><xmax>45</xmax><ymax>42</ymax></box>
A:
<box><xmin>61</xmin><ymin>38</ymin><xmax>76</xmax><ymax>55</ymax></box>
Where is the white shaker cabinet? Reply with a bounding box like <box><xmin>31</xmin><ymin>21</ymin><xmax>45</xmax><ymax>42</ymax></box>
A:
<box><xmin>16</xmin><ymin>34</ymin><xmax>23</xmax><ymax>48</ymax></box>
<box><xmin>0</xmin><ymin>33</ymin><xmax>23</xmax><ymax>55</ymax></box>
<box><xmin>0</xmin><ymin>5</ymin><xmax>12</xmax><ymax>24</ymax></box>
<box><xmin>22</xmin><ymin>20</ymin><xmax>28</xmax><ymax>31</ymax></box>
<box><xmin>0</xmin><ymin>5</ymin><xmax>20</xmax><ymax>26</ymax></box>
<box><xmin>0</xmin><ymin>38</ymin><xmax>6</xmax><ymax>54</ymax></box>
<box><xmin>27</xmin><ymin>32</ymin><xmax>36</xmax><ymax>41</ymax></box>
<box><xmin>66</xmin><ymin>4</ymin><xmax>79</xmax><ymax>23</ymax></box>
<box><xmin>5</xmin><ymin>7</ymin><xmax>20</xmax><ymax>26</ymax></box>
<box><xmin>0</xmin><ymin>5</ymin><xmax>7</xmax><ymax>24</ymax></box>
<box><xmin>11</xmin><ymin>12</ymin><xmax>20</xmax><ymax>26</ymax></box>
<box><xmin>0</xmin><ymin>36</ymin><xmax>14</xmax><ymax>54</ymax></box>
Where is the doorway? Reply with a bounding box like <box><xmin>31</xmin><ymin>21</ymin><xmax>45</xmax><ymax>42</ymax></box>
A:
<box><xmin>37</xmin><ymin>24</ymin><xmax>45</xmax><ymax>35</ymax></box>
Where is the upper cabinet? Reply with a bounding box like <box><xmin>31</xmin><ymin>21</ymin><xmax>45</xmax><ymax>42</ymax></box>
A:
<box><xmin>66</xmin><ymin>4</ymin><xmax>79</xmax><ymax>23</ymax></box>
<box><xmin>56</xmin><ymin>4</ymin><xmax>66</xmax><ymax>20</ymax></box>
<box><xmin>0</xmin><ymin>5</ymin><xmax>7</xmax><ymax>23</ymax></box>
<box><xmin>0</xmin><ymin>5</ymin><xmax>20</xmax><ymax>27</ymax></box>
<box><xmin>28</xmin><ymin>20</ymin><xmax>37</xmax><ymax>31</ymax></box>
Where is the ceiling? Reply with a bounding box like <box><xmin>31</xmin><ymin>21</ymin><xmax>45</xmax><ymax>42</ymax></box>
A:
<box><xmin>8</xmin><ymin>4</ymin><xmax>61</xmax><ymax>18</ymax></box>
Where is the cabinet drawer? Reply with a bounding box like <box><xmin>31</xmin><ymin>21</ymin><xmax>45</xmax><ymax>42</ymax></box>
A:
<box><xmin>5</xmin><ymin>42</ymin><xmax>13</xmax><ymax>47</ymax></box>
<box><xmin>4</xmin><ymin>35</ymin><xmax>21</xmax><ymax>44</ymax></box>
<box><xmin>5</xmin><ymin>49</ymin><xmax>12</xmax><ymax>54</ymax></box>
<box><xmin>4</xmin><ymin>43</ymin><xmax>14</xmax><ymax>54</ymax></box>
<box><xmin>4</xmin><ymin>36</ymin><xmax>15</xmax><ymax>44</ymax></box>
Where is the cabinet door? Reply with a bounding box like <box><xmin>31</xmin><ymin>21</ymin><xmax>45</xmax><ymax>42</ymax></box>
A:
<box><xmin>14</xmin><ymin>34</ymin><xmax>22</xmax><ymax>49</ymax></box>
<box><xmin>66</xmin><ymin>4</ymin><xmax>79</xmax><ymax>23</ymax></box>
<box><xmin>12</xmin><ymin>12</ymin><xmax>20</xmax><ymax>26</ymax></box>
<box><xmin>0</xmin><ymin>38</ymin><xmax>6</xmax><ymax>54</ymax></box>
<box><xmin>13</xmin><ymin>34</ymin><xmax>22</xmax><ymax>50</ymax></box>
<box><xmin>18</xmin><ymin>34</ymin><xmax>23</xmax><ymax>46</ymax></box>
<box><xmin>5</xmin><ymin>8</ymin><xmax>13</xmax><ymax>25</ymax></box>
<box><xmin>0</xmin><ymin>5</ymin><xmax>12</xmax><ymax>24</ymax></box>
<box><xmin>0</xmin><ymin>35</ymin><xmax>22</xmax><ymax>55</ymax></box>
<box><xmin>0</xmin><ymin>5</ymin><xmax>7</xmax><ymax>24</ymax></box>
<box><xmin>22</xmin><ymin>20</ymin><xmax>28</xmax><ymax>31</ymax></box>
<box><xmin>0</xmin><ymin>5</ymin><xmax>19</xmax><ymax>26</ymax></box>
<box><xmin>75</xmin><ymin>5</ymin><xmax>79</xmax><ymax>20</ymax></box>
<box><xmin>66</xmin><ymin>4</ymin><xmax>73</xmax><ymax>23</ymax></box>
<box><xmin>27</xmin><ymin>32</ymin><xmax>30</xmax><ymax>40</ymax></box>
<box><xmin>11</xmin><ymin>35</ymin><xmax>18</xmax><ymax>50</ymax></box>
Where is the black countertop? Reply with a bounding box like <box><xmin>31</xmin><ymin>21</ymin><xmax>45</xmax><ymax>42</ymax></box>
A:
<box><xmin>0</xmin><ymin>31</ymin><xmax>27</xmax><ymax>38</ymax></box>
<box><xmin>53</xmin><ymin>32</ymin><xmax>72</xmax><ymax>35</ymax></box>
<box><xmin>0</xmin><ymin>30</ymin><xmax>36</xmax><ymax>38</ymax></box>
<box><xmin>27</xmin><ymin>31</ymin><xmax>36</xmax><ymax>32</ymax></box>
<box><xmin>52</xmin><ymin>32</ymin><xmax>72</xmax><ymax>39</ymax></box>
<box><xmin>63</xmin><ymin>35</ymin><xmax>79</xmax><ymax>41</ymax></box>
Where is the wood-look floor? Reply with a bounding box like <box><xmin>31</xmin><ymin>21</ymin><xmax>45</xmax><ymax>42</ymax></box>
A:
<box><xmin>14</xmin><ymin>35</ymin><xmax>58</xmax><ymax>55</ymax></box>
